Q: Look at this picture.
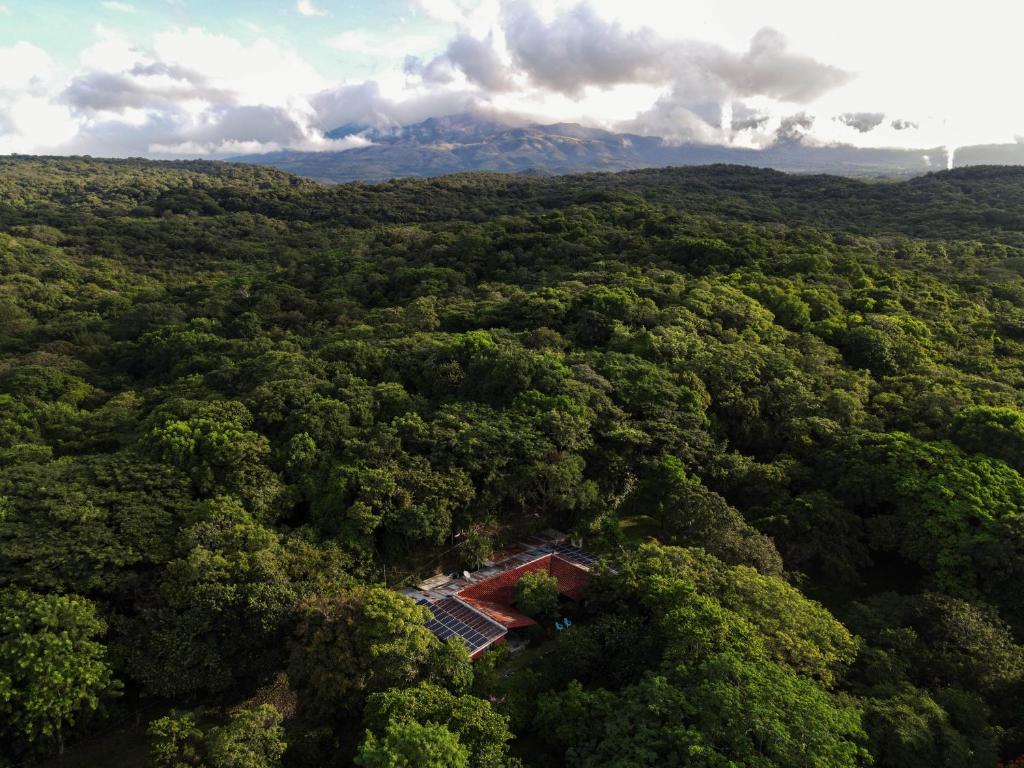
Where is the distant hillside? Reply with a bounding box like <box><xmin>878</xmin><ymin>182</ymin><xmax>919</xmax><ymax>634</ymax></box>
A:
<box><xmin>6</xmin><ymin>156</ymin><xmax>1024</xmax><ymax>246</ymax></box>
<box><xmin>230</xmin><ymin>113</ymin><xmax>947</xmax><ymax>182</ymax></box>
<box><xmin>954</xmin><ymin>142</ymin><xmax>1024</xmax><ymax>167</ymax></box>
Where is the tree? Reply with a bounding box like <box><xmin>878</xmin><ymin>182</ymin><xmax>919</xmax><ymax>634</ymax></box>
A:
<box><xmin>596</xmin><ymin>544</ymin><xmax>858</xmax><ymax>686</ymax></box>
<box><xmin>144</xmin><ymin>399</ymin><xmax>282</xmax><ymax>517</ymax></box>
<box><xmin>862</xmin><ymin>685</ymin><xmax>997</xmax><ymax>768</ymax></box>
<box><xmin>0</xmin><ymin>452</ymin><xmax>190</xmax><ymax>596</ymax></box>
<box><xmin>531</xmin><ymin>544</ymin><xmax>867</xmax><ymax>767</ymax></box>
<box><xmin>952</xmin><ymin>405</ymin><xmax>1024</xmax><ymax>472</ymax></box>
<box><xmin>149</xmin><ymin>705</ymin><xmax>286</xmax><ymax>768</ymax></box>
<box><xmin>206</xmin><ymin>705</ymin><xmax>287</xmax><ymax>768</ymax></box>
<box><xmin>845</xmin><ymin>591</ymin><xmax>1024</xmax><ymax>754</ymax></box>
<box><xmin>312</xmin><ymin>458</ymin><xmax>475</xmax><ymax>551</ymax></box>
<box><xmin>288</xmin><ymin>586</ymin><xmax>437</xmax><ymax>718</ymax></box>
<box><xmin>535</xmin><ymin>668</ymin><xmax>869</xmax><ymax>768</ymax></box>
<box><xmin>826</xmin><ymin>431</ymin><xmax>1024</xmax><ymax>617</ymax></box>
<box><xmin>14</xmin><ymin>152</ymin><xmax>1024</xmax><ymax>768</ymax></box>
<box><xmin>625</xmin><ymin>455</ymin><xmax>784</xmax><ymax>575</ymax></box>
<box><xmin>426</xmin><ymin>637</ymin><xmax>475</xmax><ymax>694</ymax></box>
<box><xmin>515</xmin><ymin>571</ymin><xmax>560</xmax><ymax>619</ymax></box>
<box><xmin>355</xmin><ymin>721</ymin><xmax>469</xmax><ymax>768</ymax></box>
<box><xmin>363</xmin><ymin>683</ymin><xmax>512</xmax><ymax>768</ymax></box>
<box><xmin>0</xmin><ymin>589</ymin><xmax>117</xmax><ymax>757</ymax></box>
<box><xmin>122</xmin><ymin>496</ymin><xmax>297</xmax><ymax>698</ymax></box>
<box><xmin>148</xmin><ymin>710</ymin><xmax>204</xmax><ymax>768</ymax></box>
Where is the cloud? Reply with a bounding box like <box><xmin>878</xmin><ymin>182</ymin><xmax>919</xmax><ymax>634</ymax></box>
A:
<box><xmin>101</xmin><ymin>1</ymin><xmax>137</xmax><ymax>12</ymax></box>
<box><xmin>399</xmin><ymin>0</ymin><xmax>853</xmax><ymax>146</ymax></box>
<box><xmin>62</xmin><ymin>63</ymin><xmax>236</xmax><ymax>113</ymax></box>
<box><xmin>411</xmin><ymin>0</ymin><xmax>472</xmax><ymax>24</ymax></box>
<box><xmin>499</xmin><ymin>3</ymin><xmax>849</xmax><ymax>103</ymax></box>
<box><xmin>615</xmin><ymin>25</ymin><xmax>847</xmax><ymax>143</ymax></box>
<box><xmin>309</xmin><ymin>80</ymin><xmax>483</xmax><ymax>130</ymax></box>
<box><xmin>409</xmin><ymin>32</ymin><xmax>516</xmax><ymax>91</ymax></box>
<box><xmin>722</xmin><ymin>28</ymin><xmax>850</xmax><ymax>103</ymax></box>
<box><xmin>502</xmin><ymin>1</ymin><xmax>670</xmax><ymax>96</ymax></box>
<box><xmin>836</xmin><ymin>111</ymin><xmax>885</xmax><ymax>133</ymax></box>
<box><xmin>730</xmin><ymin>102</ymin><xmax>770</xmax><ymax>132</ymax></box>
<box><xmin>777</xmin><ymin>111</ymin><xmax>814</xmax><ymax>142</ymax></box>
<box><xmin>200</xmin><ymin>104</ymin><xmax>307</xmax><ymax>144</ymax></box>
<box><xmin>147</xmin><ymin>27</ymin><xmax>328</xmax><ymax>106</ymax></box>
<box><xmin>7</xmin><ymin>26</ymin><xmax>352</xmax><ymax>158</ymax></box>
<box><xmin>328</xmin><ymin>30</ymin><xmax>439</xmax><ymax>58</ymax></box>
<box><xmin>0</xmin><ymin>0</ymin><xmax>863</xmax><ymax>157</ymax></box>
<box><xmin>147</xmin><ymin>104</ymin><xmax>369</xmax><ymax>155</ymax></box>
<box><xmin>0</xmin><ymin>42</ymin><xmax>54</xmax><ymax>95</ymax></box>
<box><xmin>0</xmin><ymin>5</ymin><xmax>11</xmax><ymax>16</ymax></box>
<box><xmin>618</xmin><ymin>95</ymin><xmax>728</xmax><ymax>145</ymax></box>
<box><xmin>296</xmin><ymin>0</ymin><xmax>329</xmax><ymax>17</ymax></box>
<box><xmin>891</xmin><ymin>118</ymin><xmax>919</xmax><ymax>131</ymax></box>
<box><xmin>0</xmin><ymin>43</ymin><xmax>78</xmax><ymax>153</ymax></box>
<box><xmin>489</xmin><ymin>1</ymin><xmax>849</xmax><ymax>143</ymax></box>
<box><xmin>57</xmin><ymin>99</ymin><xmax>368</xmax><ymax>158</ymax></box>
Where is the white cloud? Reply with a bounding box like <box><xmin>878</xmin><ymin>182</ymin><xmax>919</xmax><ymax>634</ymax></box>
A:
<box><xmin>0</xmin><ymin>43</ymin><xmax>78</xmax><ymax>153</ymax></box>
<box><xmin>101</xmin><ymin>1</ymin><xmax>137</xmax><ymax>13</ymax></box>
<box><xmin>412</xmin><ymin>0</ymin><xmax>469</xmax><ymax>23</ymax></box>
<box><xmin>4</xmin><ymin>26</ymin><xmax>345</xmax><ymax>158</ymax></box>
<box><xmin>408</xmin><ymin>32</ymin><xmax>516</xmax><ymax>91</ymax></box>
<box><xmin>149</xmin><ymin>133</ymin><xmax>368</xmax><ymax>156</ymax></box>
<box><xmin>0</xmin><ymin>42</ymin><xmax>53</xmax><ymax>93</ymax></box>
<box><xmin>0</xmin><ymin>5</ymin><xmax>11</xmax><ymax>16</ymax></box>
<box><xmin>498</xmin><ymin>3</ymin><xmax>848</xmax><ymax>103</ymax></box>
<box><xmin>4</xmin><ymin>0</ymin><xmax>1023</xmax><ymax>159</ymax></box>
<box><xmin>150</xmin><ymin>27</ymin><xmax>328</xmax><ymax>106</ymax></box>
<box><xmin>80</xmin><ymin>25</ymin><xmax>145</xmax><ymax>72</ymax></box>
<box><xmin>310</xmin><ymin>79</ymin><xmax>484</xmax><ymax>130</ymax></box>
<box><xmin>412</xmin><ymin>0</ymin><xmax>501</xmax><ymax>37</ymax></box>
<box><xmin>0</xmin><ymin>5</ymin><xmax>853</xmax><ymax>157</ymax></box>
<box><xmin>328</xmin><ymin>30</ymin><xmax>440</xmax><ymax>58</ymax></box>
<box><xmin>836</xmin><ymin>111</ymin><xmax>885</xmax><ymax>134</ymax></box>
<box><xmin>401</xmin><ymin>2</ymin><xmax>849</xmax><ymax>144</ymax></box>
<box><xmin>296</xmin><ymin>0</ymin><xmax>329</xmax><ymax>17</ymax></box>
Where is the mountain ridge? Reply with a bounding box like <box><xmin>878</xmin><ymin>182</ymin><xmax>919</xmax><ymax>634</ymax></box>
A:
<box><xmin>231</xmin><ymin>112</ymin><xmax>951</xmax><ymax>182</ymax></box>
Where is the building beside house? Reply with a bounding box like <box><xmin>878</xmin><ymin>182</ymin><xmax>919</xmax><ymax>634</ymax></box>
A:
<box><xmin>401</xmin><ymin>530</ymin><xmax>597</xmax><ymax>658</ymax></box>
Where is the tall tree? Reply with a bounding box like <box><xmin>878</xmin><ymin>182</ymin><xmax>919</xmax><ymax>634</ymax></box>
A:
<box><xmin>355</xmin><ymin>720</ymin><xmax>469</xmax><ymax>768</ymax></box>
<box><xmin>288</xmin><ymin>586</ymin><xmax>437</xmax><ymax>718</ymax></box>
<box><xmin>0</xmin><ymin>589</ymin><xmax>117</xmax><ymax>757</ymax></box>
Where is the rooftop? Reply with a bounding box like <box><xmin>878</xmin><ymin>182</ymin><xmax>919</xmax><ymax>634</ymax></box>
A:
<box><xmin>405</xmin><ymin>530</ymin><xmax>597</xmax><ymax>657</ymax></box>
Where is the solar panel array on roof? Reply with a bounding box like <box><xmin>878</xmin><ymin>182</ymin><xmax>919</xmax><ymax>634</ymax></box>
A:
<box><xmin>419</xmin><ymin>597</ymin><xmax>505</xmax><ymax>654</ymax></box>
<box><xmin>553</xmin><ymin>543</ymin><xmax>598</xmax><ymax>569</ymax></box>
<box><xmin>488</xmin><ymin>547</ymin><xmax>550</xmax><ymax>573</ymax></box>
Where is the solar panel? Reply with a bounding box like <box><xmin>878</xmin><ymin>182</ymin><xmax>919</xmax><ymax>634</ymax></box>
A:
<box><xmin>419</xmin><ymin>597</ymin><xmax>505</xmax><ymax>652</ymax></box>
<box><xmin>553</xmin><ymin>543</ymin><xmax>598</xmax><ymax>569</ymax></box>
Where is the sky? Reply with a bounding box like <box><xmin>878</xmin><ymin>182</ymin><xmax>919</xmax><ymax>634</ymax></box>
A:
<box><xmin>0</xmin><ymin>0</ymin><xmax>1021</xmax><ymax>158</ymax></box>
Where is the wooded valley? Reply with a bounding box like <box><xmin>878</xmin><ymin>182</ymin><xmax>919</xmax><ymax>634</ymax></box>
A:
<box><xmin>2</xmin><ymin>157</ymin><xmax>1024</xmax><ymax>767</ymax></box>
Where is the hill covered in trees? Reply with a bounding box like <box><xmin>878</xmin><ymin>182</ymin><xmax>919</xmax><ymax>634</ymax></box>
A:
<box><xmin>3</xmin><ymin>157</ymin><xmax>1024</xmax><ymax>767</ymax></box>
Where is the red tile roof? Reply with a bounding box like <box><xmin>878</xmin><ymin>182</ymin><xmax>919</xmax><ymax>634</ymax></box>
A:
<box><xmin>456</xmin><ymin>553</ymin><xmax>590</xmax><ymax>609</ymax></box>
<box><xmin>460</xmin><ymin>597</ymin><xmax>537</xmax><ymax>629</ymax></box>
<box><xmin>550</xmin><ymin>555</ymin><xmax>590</xmax><ymax>600</ymax></box>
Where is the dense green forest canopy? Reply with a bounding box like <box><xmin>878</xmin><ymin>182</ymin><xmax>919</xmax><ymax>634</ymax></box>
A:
<box><xmin>2</xmin><ymin>156</ymin><xmax>1024</xmax><ymax>767</ymax></box>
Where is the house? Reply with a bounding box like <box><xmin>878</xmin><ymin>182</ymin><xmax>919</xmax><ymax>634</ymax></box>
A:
<box><xmin>402</xmin><ymin>530</ymin><xmax>597</xmax><ymax>658</ymax></box>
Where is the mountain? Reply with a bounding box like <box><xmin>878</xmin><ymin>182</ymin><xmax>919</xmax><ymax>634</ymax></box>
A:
<box><xmin>953</xmin><ymin>142</ymin><xmax>1024</xmax><ymax>167</ymax></box>
<box><xmin>231</xmin><ymin>113</ymin><xmax>948</xmax><ymax>182</ymax></box>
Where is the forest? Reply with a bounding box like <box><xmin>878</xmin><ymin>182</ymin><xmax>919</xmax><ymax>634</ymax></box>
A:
<box><xmin>2</xmin><ymin>156</ymin><xmax>1024</xmax><ymax>767</ymax></box>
